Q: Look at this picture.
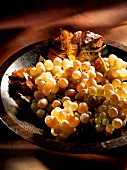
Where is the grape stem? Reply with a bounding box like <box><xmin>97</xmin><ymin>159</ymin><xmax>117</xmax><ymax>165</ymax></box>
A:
<box><xmin>89</xmin><ymin>44</ymin><xmax>108</xmax><ymax>72</ymax></box>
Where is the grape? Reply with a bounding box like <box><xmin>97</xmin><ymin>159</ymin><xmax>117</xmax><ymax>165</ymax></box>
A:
<box><xmin>119</xmin><ymin>99</ymin><xmax>127</xmax><ymax>109</ymax></box>
<box><xmin>38</xmin><ymin>98</ymin><xmax>48</xmax><ymax>108</ymax></box>
<box><xmin>113</xmin><ymin>58</ymin><xmax>124</xmax><ymax>70</ymax></box>
<box><xmin>95</xmin><ymin>124</ymin><xmax>104</xmax><ymax>132</ymax></box>
<box><xmin>42</xmin><ymin>84</ymin><xmax>51</xmax><ymax>96</ymax></box>
<box><xmin>78</xmin><ymin>102</ymin><xmax>88</xmax><ymax>114</ymax></box>
<box><xmin>86</xmin><ymin>78</ymin><xmax>97</xmax><ymax>88</ymax></box>
<box><xmin>54</xmin><ymin>124</ymin><xmax>63</xmax><ymax>135</ymax></box>
<box><xmin>81</xmin><ymin>61</ymin><xmax>91</xmax><ymax>71</ymax></box>
<box><xmin>112</xmin><ymin>118</ymin><xmax>123</xmax><ymax>129</ymax></box>
<box><xmin>59</xmin><ymin>120</ymin><xmax>70</xmax><ymax>130</ymax></box>
<box><xmin>61</xmin><ymin>96</ymin><xmax>71</xmax><ymax>103</ymax></box>
<box><xmin>36</xmin><ymin>80</ymin><xmax>45</xmax><ymax>89</ymax></box>
<box><xmin>52</xmin><ymin>100</ymin><xmax>61</xmax><ymax>108</ymax></box>
<box><xmin>63</xmin><ymin>107</ymin><xmax>73</xmax><ymax>114</ymax></box>
<box><xmin>65</xmin><ymin>89</ymin><xmax>77</xmax><ymax>99</ymax></box>
<box><xmin>31</xmin><ymin>99</ymin><xmax>38</xmax><ymax>103</ymax></box>
<box><xmin>70</xmin><ymin>102</ymin><xmax>78</xmax><ymax>111</ymax></box>
<box><xmin>75</xmin><ymin>92</ymin><xmax>85</xmax><ymax>101</ymax></box>
<box><xmin>41</xmin><ymin>72</ymin><xmax>51</xmax><ymax>81</ymax></box>
<box><xmin>51</xmin><ymin>128</ymin><xmax>58</xmax><ymax>136</ymax></box>
<box><xmin>104</xmin><ymin>90</ymin><xmax>114</xmax><ymax>100</ymax></box>
<box><xmin>106</xmin><ymin>124</ymin><xmax>114</xmax><ymax>133</ymax></box>
<box><xmin>103</xmin><ymin>99</ymin><xmax>111</xmax><ymax>107</ymax></box>
<box><xmin>99</xmin><ymin>112</ymin><xmax>107</xmax><ymax>119</ymax></box>
<box><xmin>73</xmin><ymin>60</ymin><xmax>81</xmax><ymax>70</ymax></box>
<box><xmin>116</xmin><ymin>87</ymin><xmax>127</xmax><ymax>98</ymax></box>
<box><xmin>79</xmin><ymin>89</ymin><xmax>89</xmax><ymax>98</ymax></box>
<box><xmin>47</xmin><ymin>93</ymin><xmax>56</xmax><ymax>102</ymax></box>
<box><xmin>111</xmin><ymin>69</ymin><xmax>120</xmax><ymax>78</ymax></box>
<box><xmin>69</xmin><ymin>117</ymin><xmax>80</xmax><ymax>127</ymax></box>
<box><xmin>36</xmin><ymin>62</ymin><xmax>45</xmax><ymax>74</ymax></box>
<box><xmin>104</xmin><ymin>83</ymin><xmax>114</xmax><ymax>92</ymax></box>
<box><xmin>34</xmin><ymin>91</ymin><xmax>44</xmax><ymax>100</ymax></box>
<box><xmin>58</xmin><ymin>78</ymin><xmax>69</xmax><ymax>88</ymax></box>
<box><xmin>45</xmin><ymin>115</ymin><xmax>58</xmax><ymax>128</ymax></box>
<box><xmin>108</xmin><ymin>107</ymin><xmax>118</xmax><ymax>118</ymax></box>
<box><xmin>35</xmin><ymin>76</ymin><xmax>42</xmax><ymax>85</ymax></box>
<box><xmin>46</xmin><ymin>103</ymin><xmax>53</xmax><ymax>113</ymax></box>
<box><xmin>81</xmin><ymin>78</ymin><xmax>88</xmax><ymax>84</ymax></box>
<box><xmin>121</xmin><ymin>82</ymin><xmax>127</xmax><ymax>90</ymax></box>
<box><xmin>87</xmin><ymin>69</ymin><xmax>96</xmax><ymax>79</ymax></box>
<box><xmin>65</xmin><ymin>67</ymin><xmax>75</xmax><ymax>77</ymax></box>
<box><xmin>74</xmin><ymin>112</ymin><xmax>80</xmax><ymax>119</ymax></box>
<box><xmin>98</xmin><ymin>105</ymin><xmax>108</xmax><ymax>113</ymax></box>
<box><xmin>45</xmin><ymin>77</ymin><xmax>56</xmax><ymax>89</ymax></box>
<box><xmin>80</xmin><ymin>72</ymin><xmax>89</xmax><ymax>81</ymax></box>
<box><xmin>53</xmin><ymin>57</ymin><xmax>62</xmax><ymax>67</ymax></box>
<box><xmin>76</xmin><ymin>83</ymin><xmax>86</xmax><ymax>92</ymax></box>
<box><xmin>112</xmin><ymin>79</ymin><xmax>121</xmax><ymax>89</ymax></box>
<box><xmin>63</xmin><ymin>100</ymin><xmax>72</xmax><ymax>108</ymax></box>
<box><xmin>95</xmin><ymin>117</ymin><xmax>101</xmax><ymax>124</ymax></box>
<box><xmin>95</xmin><ymin>72</ymin><xmax>103</xmax><ymax>83</ymax></box>
<box><xmin>97</xmin><ymin>85</ymin><xmax>104</xmax><ymax>96</ymax></box>
<box><xmin>62</xmin><ymin>58</ymin><xmax>72</xmax><ymax>67</ymax></box>
<box><xmin>110</xmin><ymin>93</ymin><xmax>120</xmax><ymax>105</ymax></box>
<box><xmin>52</xmin><ymin>66</ymin><xmax>62</xmax><ymax>75</ymax></box>
<box><xmin>44</xmin><ymin>59</ymin><xmax>53</xmax><ymax>70</ymax></box>
<box><xmin>80</xmin><ymin>113</ymin><xmax>90</xmax><ymax>123</ymax></box>
<box><xmin>51</xmin><ymin>107</ymin><xmax>61</xmax><ymax>117</ymax></box>
<box><xmin>57</xmin><ymin>111</ymin><xmax>66</xmax><ymax>122</ymax></box>
<box><xmin>102</xmin><ymin>118</ymin><xmax>109</xmax><ymax>126</ymax></box>
<box><xmin>51</xmin><ymin>83</ymin><xmax>59</xmax><ymax>93</ymax></box>
<box><xmin>87</xmin><ymin>95</ymin><xmax>99</xmax><ymax>108</ymax></box>
<box><xmin>72</xmin><ymin>70</ymin><xmax>81</xmax><ymax>80</ymax></box>
<box><xmin>36</xmin><ymin>109</ymin><xmax>45</xmax><ymax>118</ymax></box>
<box><xmin>120</xmin><ymin>68</ymin><xmax>127</xmax><ymax>78</ymax></box>
<box><xmin>31</xmin><ymin>103</ymin><xmax>39</xmax><ymax>113</ymax></box>
<box><xmin>29</xmin><ymin>67</ymin><xmax>38</xmax><ymax>77</ymax></box>
<box><xmin>88</xmin><ymin>86</ymin><xmax>97</xmax><ymax>95</ymax></box>
<box><xmin>108</xmin><ymin>54</ymin><xmax>117</xmax><ymax>67</ymax></box>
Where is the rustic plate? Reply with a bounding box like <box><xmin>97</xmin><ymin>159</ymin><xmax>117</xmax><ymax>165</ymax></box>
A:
<box><xmin>1</xmin><ymin>39</ymin><xmax>127</xmax><ymax>154</ymax></box>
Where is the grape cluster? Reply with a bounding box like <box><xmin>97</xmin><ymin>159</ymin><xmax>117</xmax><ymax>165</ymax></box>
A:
<box><xmin>29</xmin><ymin>54</ymin><xmax>127</xmax><ymax>139</ymax></box>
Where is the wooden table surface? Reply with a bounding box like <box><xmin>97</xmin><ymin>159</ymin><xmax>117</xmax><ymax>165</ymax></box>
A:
<box><xmin>1</xmin><ymin>0</ymin><xmax>127</xmax><ymax>169</ymax></box>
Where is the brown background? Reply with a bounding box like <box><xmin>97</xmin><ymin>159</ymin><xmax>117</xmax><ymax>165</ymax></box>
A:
<box><xmin>1</xmin><ymin>0</ymin><xmax>127</xmax><ymax>169</ymax></box>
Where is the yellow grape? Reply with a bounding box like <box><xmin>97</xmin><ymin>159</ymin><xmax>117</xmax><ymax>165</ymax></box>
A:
<box><xmin>53</xmin><ymin>57</ymin><xmax>62</xmax><ymax>67</ymax></box>
<box><xmin>78</xmin><ymin>102</ymin><xmax>88</xmax><ymax>114</ymax></box>
<box><xmin>86</xmin><ymin>78</ymin><xmax>97</xmax><ymax>88</ymax></box>
<box><xmin>88</xmin><ymin>86</ymin><xmax>97</xmax><ymax>95</ymax></box>
<box><xmin>112</xmin><ymin>79</ymin><xmax>121</xmax><ymax>89</ymax></box>
<box><xmin>44</xmin><ymin>59</ymin><xmax>54</xmax><ymax>70</ymax></box>
<box><xmin>36</xmin><ymin>62</ymin><xmax>45</xmax><ymax>74</ymax></box>
<box><xmin>116</xmin><ymin>87</ymin><xmax>127</xmax><ymax>98</ymax></box>
<box><xmin>63</xmin><ymin>100</ymin><xmax>72</xmax><ymax>108</ymax></box>
<box><xmin>81</xmin><ymin>61</ymin><xmax>91</xmax><ymax>71</ymax></box>
<box><xmin>58</xmin><ymin>78</ymin><xmax>69</xmax><ymax>88</ymax></box>
<box><xmin>73</xmin><ymin>60</ymin><xmax>81</xmax><ymax>70</ymax></box>
<box><xmin>72</xmin><ymin>70</ymin><xmax>81</xmax><ymax>80</ymax></box>
<box><xmin>45</xmin><ymin>115</ymin><xmax>58</xmax><ymax>128</ymax></box>
<box><xmin>108</xmin><ymin>54</ymin><xmax>117</xmax><ymax>67</ymax></box>
<box><xmin>51</xmin><ymin>107</ymin><xmax>62</xmax><ymax>117</ymax></box>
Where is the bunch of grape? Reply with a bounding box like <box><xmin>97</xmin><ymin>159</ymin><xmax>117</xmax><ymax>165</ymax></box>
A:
<box><xmin>29</xmin><ymin>54</ymin><xmax>127</xmax><ymax>139</ymax></box>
